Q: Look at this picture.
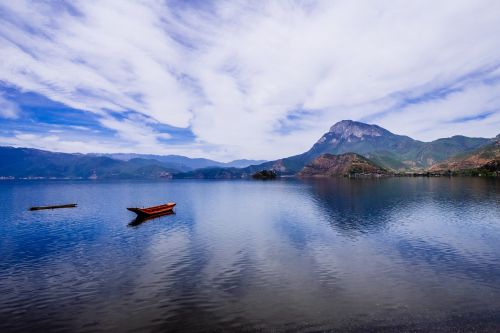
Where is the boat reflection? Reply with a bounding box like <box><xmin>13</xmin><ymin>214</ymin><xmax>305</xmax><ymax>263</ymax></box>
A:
<box><xmin>128</xmin><ymin>211</ymin><xmax>175</xmax><ymax>227</ymax></box>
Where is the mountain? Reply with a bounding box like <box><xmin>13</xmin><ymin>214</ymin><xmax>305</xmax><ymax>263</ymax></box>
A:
<box><xmin>95</xmin><ymin>153</ymin><xmax>266</xmax><ymax>171</ymax></box>
<box><xmin>0</xmin><ymin>146</ymin><xmax>267</xmax><ymax>179</ymax></box>
<box><xmin>298</xmin><ymin>153</ymin><xmax>389</xmax><ymax>177</ymax></box>
<box><xmin>0</xmin><ymin>147</ymin><xmax>179</xmax><ymax>179</ymax></box>
<box><xmin>1</xmin><ymin>121</ymin><xmax>497</xmax><ymax>179</ymax></box>
<box><xmin>171</xmin><ymin>167</ymin><xmax>248</xmax><ymax>179</ymax></box>
<box><xmin>177</xmin><ymin>120</ymin><xmax>493</xmax><ymax>178</ymax></box>
<box><xmin>428</xmin><ymin>135</ymin><xmax>500</xmax><ymax>175</ymax></box>
<box><xmin>240</xmin><ymin>120</ymin><xmax>491</xmax><ymax>175</ymax></box>
<box><xmin>225</xmin><ymin>159</ymin><xmax>268</xmax><ymax>168</ymax></box>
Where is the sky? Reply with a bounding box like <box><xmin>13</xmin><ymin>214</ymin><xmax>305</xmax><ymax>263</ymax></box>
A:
<box><xmin>0</xmin><ymin>0</ymin><xmax>500</xmax><ymax>161</ymax></box>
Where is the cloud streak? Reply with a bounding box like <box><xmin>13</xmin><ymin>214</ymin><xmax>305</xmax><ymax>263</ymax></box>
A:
<box><xmin>0</xmin><ymin>0</ymin><xmax>500</xmax><ymax>160</ymax></box>
<box><xmin>0</xmin><ymin>93</ymin><xmax>20</xmax><ymax>119</ymax></box>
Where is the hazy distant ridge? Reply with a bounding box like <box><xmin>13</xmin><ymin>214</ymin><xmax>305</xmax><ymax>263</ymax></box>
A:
<box><xmin>0</xmin><ymin>147</ymin><xmax>265</xmax><ymax>179</ymax></box>
<box><xmin>91</xmin><ymin>153</ymin><xmax>266</xmax><ymax>171</ymax></box>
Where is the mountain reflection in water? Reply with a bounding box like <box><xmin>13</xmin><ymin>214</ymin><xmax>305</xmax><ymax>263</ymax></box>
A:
<box><xmin>0</xmin><ymin>178</ymin><xmax>499</xmax><ymax>332</ymax></box>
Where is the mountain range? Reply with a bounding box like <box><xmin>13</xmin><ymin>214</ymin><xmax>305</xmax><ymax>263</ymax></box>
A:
<box><xmin>428</xmin><ymin>134</ymin><xmax>500</xmax><ymax>175</ymax></box>
<box><xmin>176</xmin><ymin>120</ymin><xmax>499</xmax><ymax>178</ymax></box>
<box><xmin>0</xmin><ymin>147</ymin><xmax>264</xmax><ymax>179</ymax></box>
<box><xmin>90</xmin><ymin>153</ymin><xmax>266</xmax><ymax>171</ymax></box>
<box><xmin>0</xmin><ymin>120</ymin><xmax>498</xmax><ymax>179</ymax></box>
<box><xmin>237</xmin><ymin>120</ymin><xmax>493</xmax><ymax>175</ymax></box>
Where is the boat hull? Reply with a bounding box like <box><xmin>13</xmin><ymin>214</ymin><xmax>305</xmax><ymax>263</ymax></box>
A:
<box><xmin>127</xmin><ymin>203</ymin><xmax>176</xmax><ymax>217</ymax></box>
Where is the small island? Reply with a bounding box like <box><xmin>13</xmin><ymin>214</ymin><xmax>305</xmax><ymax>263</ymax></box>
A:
<box><xmin>252</xmin><ymin>170</ymin><xmax>277</xmax><ymax>180</ymax></box>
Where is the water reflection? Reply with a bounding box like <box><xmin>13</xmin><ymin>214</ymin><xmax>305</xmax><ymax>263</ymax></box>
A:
<box><xmin>0</xmin><ymin>178</ymin><xmax>499</xmax><ymax>332</ymax></box>
<box><xmin>128</xmin><ymin>211</ymin><xmax>176</xmax><ymax>227</ymax></box>
<box><xmin>303</xmin><ymin>177</ymin><xmax>499</xmax><ymax>233</ymax></box>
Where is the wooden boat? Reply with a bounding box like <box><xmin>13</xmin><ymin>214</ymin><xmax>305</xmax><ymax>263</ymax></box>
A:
<box><xmin>127</xmin><ymin>202</ymin><xmax>176</xmax><ymax>218</ymax></box>
<box><xmin>29</xmin><ymin>204</ymin><xmax>77</xmax><ymax>211</ymax></box>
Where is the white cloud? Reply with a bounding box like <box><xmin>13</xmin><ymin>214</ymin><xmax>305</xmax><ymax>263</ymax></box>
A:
<box><xmin>0</xmin><ymin>93</ymin><xmax>20</xmax><ymax>119</ymax></box>
<box><xmin>376</xmin><ymin>79</ymin><xmax>500</xmax><ymax>140</ymax></box>
<box><xmin>0</xmin><ymin>0</ymin><xmax>195</xmax><ymax>123</ymax></box>
<box><xmin>0</xmin><ymin>130</ymin><xmax>217</xmax><ymax>158</ymax></box>
<box><xmin>0</xmin><ymin>0</ymin><xmax>500</xmax><ymax>160</ymax></box>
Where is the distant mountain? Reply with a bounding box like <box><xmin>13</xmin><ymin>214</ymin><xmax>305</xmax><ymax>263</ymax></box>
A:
<box><xmin>172</xmin><ymin>167</ymin><xmax>248</xmax><ymax>179</ymax></box>
<box><xmin>175</xmin><ymin>120</ymin><xmax>495</xmax><ymax>179</ymax></box>
<box><xmin>0</xmin><ymin>147</ymin><xmax>179</xmax><ymax>179</ymax></box>
<box><xmin>94</xmin><ymin>153</ymin><xmax>266</xmax><ymax>171</ymax></box>
<box><xmin>240</xmin><ymin>120</ymin><xmax>491</xmax><ymax>175</ymax></box>
<box><xmin>428</xmin><ymin>135</ymin><xmax>500</xmax><ymax>175</ymax></box>
<box><xmin>298</xmin><ymin>153</ymin><xmax>389</xmax><ymax>177</ymax></box>
<box><xmin>225</xmin><ymin>159</ymin><xmax>268</xmax><ymax>168</ymax></box>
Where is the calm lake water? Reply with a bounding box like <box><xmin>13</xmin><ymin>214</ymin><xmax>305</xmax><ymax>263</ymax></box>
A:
<box><xmin>0</xmin><ymin>178</ymin><xmax>499</xmax><ymax>332</ymax></box>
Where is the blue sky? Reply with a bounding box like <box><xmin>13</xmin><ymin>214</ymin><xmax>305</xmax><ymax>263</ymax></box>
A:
<box><xmin>0</xmin><ymin>0</ymin><xmax>499</xmax><ymax>161</ymax></box>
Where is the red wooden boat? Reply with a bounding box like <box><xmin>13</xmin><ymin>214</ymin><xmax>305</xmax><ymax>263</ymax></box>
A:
<box><xmin>127</xmin><ymin>202</ymin><xmax>176</xmax><ymax>218</ymax></box>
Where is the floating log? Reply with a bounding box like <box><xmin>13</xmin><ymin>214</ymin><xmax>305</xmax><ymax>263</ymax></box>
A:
<box><xmin>29</xmin><ymin>204</ymin><xmax>77</xmax><ymax>211</ymax></box>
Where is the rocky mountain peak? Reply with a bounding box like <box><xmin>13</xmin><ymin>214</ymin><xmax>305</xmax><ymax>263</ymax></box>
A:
<box><xmin>328</xmin><ymin>120</ymin><xmax>387</xmax><ymax>139</ymax></box>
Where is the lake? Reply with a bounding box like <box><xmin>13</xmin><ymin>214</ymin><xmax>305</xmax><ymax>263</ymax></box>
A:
<box><xmin>0</xmin><ymin>178</ymin><xmax>499</xmax><ymax>332</ymax></box>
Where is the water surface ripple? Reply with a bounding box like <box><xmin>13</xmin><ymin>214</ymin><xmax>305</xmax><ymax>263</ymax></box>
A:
<box><xmin>0</xmin><ymin>178</ymin><xmax>499</xmax><ymax>332</ymax></box>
